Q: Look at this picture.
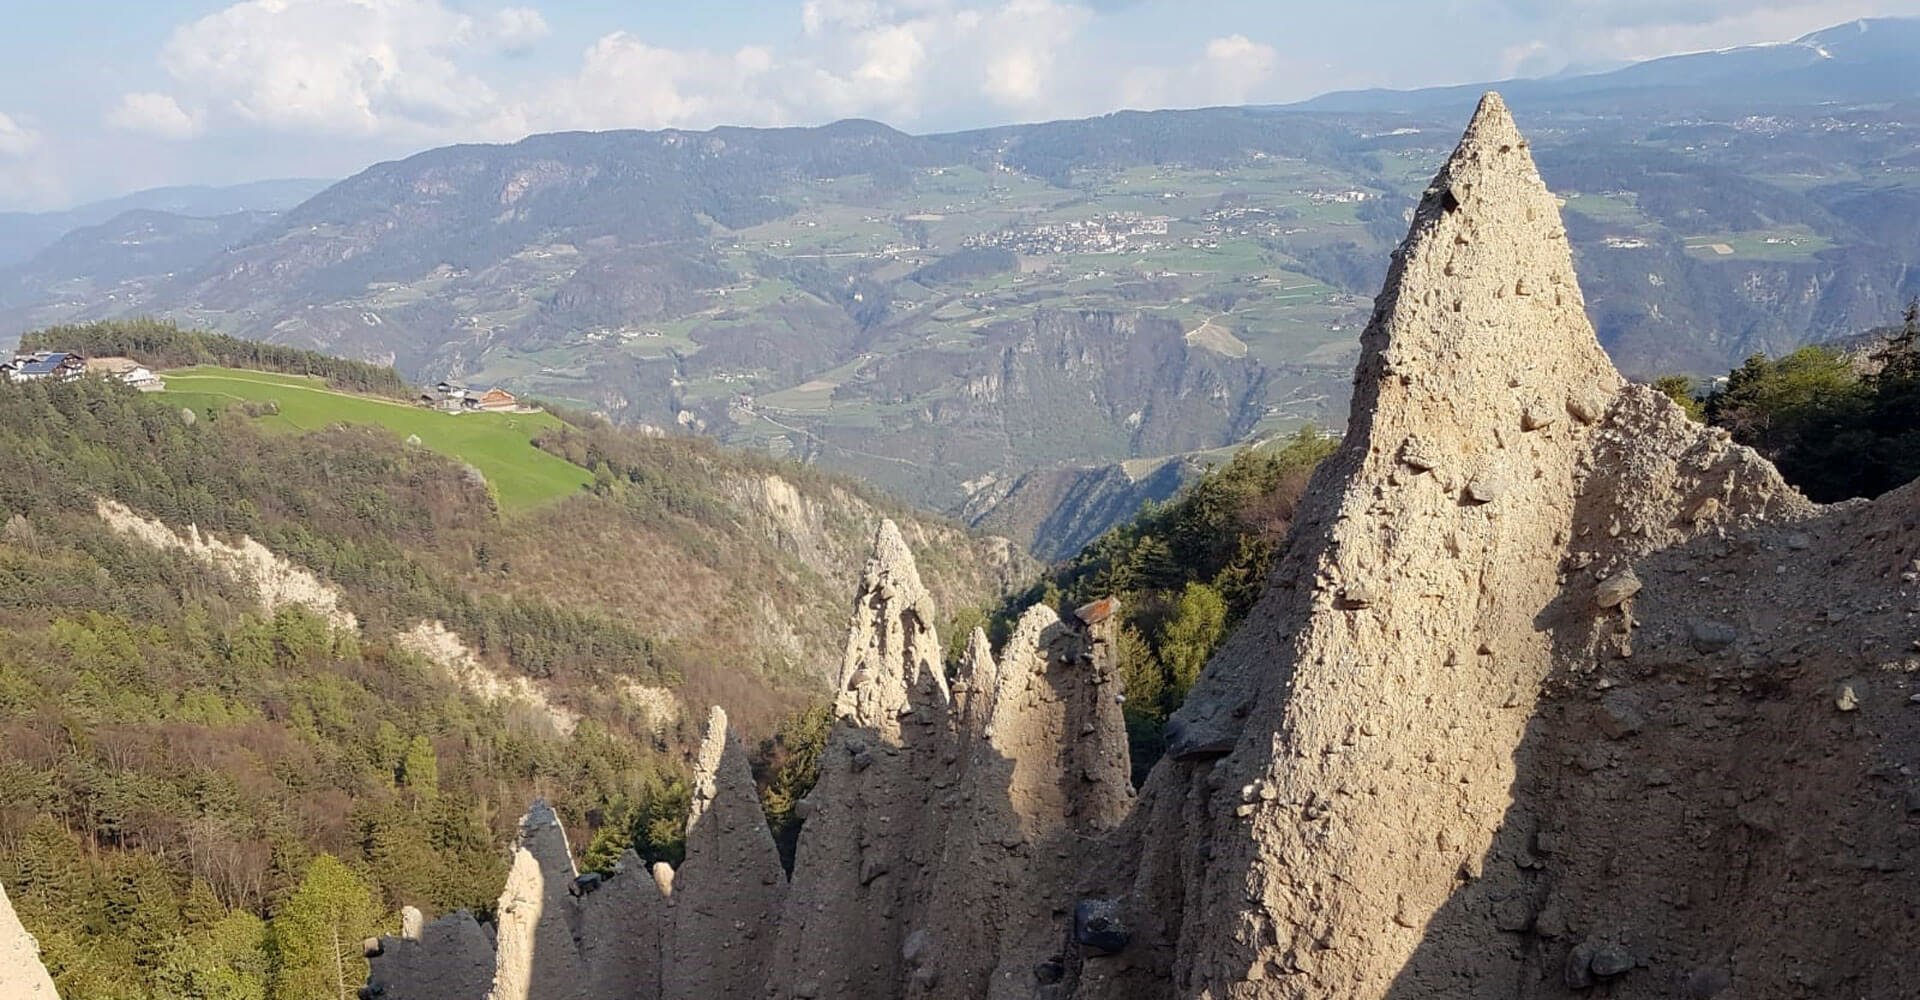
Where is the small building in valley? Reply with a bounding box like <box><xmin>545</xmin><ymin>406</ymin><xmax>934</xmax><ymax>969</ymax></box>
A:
<box><xmin>473</xmin><ymin>387</ymin><xmax>518</xmax><ymax>411</ymax></box>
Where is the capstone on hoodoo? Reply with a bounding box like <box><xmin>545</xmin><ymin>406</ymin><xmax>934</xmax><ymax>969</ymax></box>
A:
<box><xmin>370</xmin><ymin>94</ymin><xmax>1920</xmax><ymax>1000</ymax></box>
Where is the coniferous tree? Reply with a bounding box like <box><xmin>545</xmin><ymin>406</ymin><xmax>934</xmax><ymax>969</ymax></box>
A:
<box><xmin>267</xmin><ymin>855</ymin><xmax>384</xmax><ymax>1000</ymax></box>
<box><xmin>1160</xmin><ymin>582</ymin><xmax>1228</xmax><ymax>702</ymax></box>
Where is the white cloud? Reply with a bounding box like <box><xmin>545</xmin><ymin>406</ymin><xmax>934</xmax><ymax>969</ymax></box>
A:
<box><xmin>106</xmin><ymin>92</ymin><xmax>204</xmax><ymax>140</ymax></box>
<box><xmin>541</xmin><ymin>0</ymin><xmax>1101</xmax><ymax>132</ymax></box>
<box><xmin>120</xmin><ymin>0</ymin><xmax>1290</xmax><ymax>146</ymax></box>
<box><xmin>975</xmin><ymin>1</ymin><xmax>1090</xmax><ymax>109</ymax></box>
<box><xmin>1489</xmin><ymin>0</ymin><xmax>1920</xmax><ymax>66</ymax></box>
<box><xmin>1196</xmin><ymin>34</ymin><xmax>1279</xmax><ymax>104</ymax></box>
<box><xmin>148</xmin><ymin>0</ymin><xmax>532</xmax><ymax>139</ymax></box>
<box><xmin>475</xmin><ymin>7</ymin><xmax>551</xmax><ymax>53</ymax></box>
<box><xmin>549</xmin><ymin>34</ymin><xmax>790</xmax><ymax>132</ymax></box>
<box><xmin>0</xmin><ymin>110</ymin><xmax>40</xmax><ymax>157</ymax></box>
<box><xmin>1497</xmin><ymin>39</ymin><xmax>1558</xmax><ymax>78</ymax></box>
<box><xmin>0</xmin><ymin>111</ymin><xmax>67</xmax><ymax>209</ymax></box>
<box><xmin>1117</xmin><ymin>33</ymin><xmax>1283</xmax><ymax>111</ymax></box>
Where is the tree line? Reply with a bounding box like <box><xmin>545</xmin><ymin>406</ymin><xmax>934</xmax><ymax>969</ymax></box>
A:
<box><xmin>20</xmin><ymin>318</ymin><xmax>412</xmax><ymax>398</ymax></box>
<box><xmin>1657</xmin><ymin>300</ymin><xmax>1920</xmax><ymax>502</ymax></box>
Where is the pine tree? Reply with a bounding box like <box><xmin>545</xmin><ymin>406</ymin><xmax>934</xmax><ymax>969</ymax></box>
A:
<box><xmin>1113</xmin><ymin>624</ymin><xmax>1168</xmax><ymax>784</ymax></box>
<box><xmin>181</xmin><ymin>878</ymin><xmax>227</xmax><ymax>933</ymax></box>
<box><xmin>1161</xmin><ymin>582</ymin><xmax>1227</xmax><ymax>702</ymax></box>
<box><xmin>399</xmin><ymin>735</ymin><xmax>439</xmax><ymax>797</ymax></box>
<box><xmin>267</xmin><ymin>855</ymin><xmax>384</xmax><ymax>1000</ymax></box>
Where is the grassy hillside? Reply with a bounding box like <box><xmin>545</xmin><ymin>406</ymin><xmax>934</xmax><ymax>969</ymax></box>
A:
<box><xmin>164</xmin><ymin>367</ymin><xmax>591</xmax><ymax>512</ymax></box>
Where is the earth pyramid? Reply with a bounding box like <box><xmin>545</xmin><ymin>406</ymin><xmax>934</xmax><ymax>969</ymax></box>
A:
<box><xmin>1061</xmin><ymin>91</ymin><xmax>1919</xmax><ymax>999</ymax></box>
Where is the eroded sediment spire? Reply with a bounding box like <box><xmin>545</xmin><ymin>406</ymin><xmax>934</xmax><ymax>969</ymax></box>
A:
<box><xmin>1</xmin><ymin>880</ymin><xmax>58</xmax><ymax>1000</ymax></box>
<box><xmin>1152</xmin><ymin>88</ymin><xmax>1630</xmax><ymax>996</ymax></box>
<box><xmin>952</xmin><ymin>626</ymin><xmax>1001</xmax><ymax>735</ymax></box>
<box><xmin>665</xmin><ymin>708</ymin><xmax>786</xmax><ymax>1000</ymax></box>
<box><xmin>768</xmin><ymin>522</ymin><xmax>958</xmax><ymax>998</ymax></box>
<box><xmin>577</xmin><ymin>849</ymin><xmax>666</xmax><ymax>1000</ymax></box>
<box><xmin>489</xmin><ymin>801</ymin><xmax>587</xmax><ymax>1000</ymax></box>
<box><xmin>1168</xmin><ymin>90</ymin><xmax>1620</xmax><ymax>763</ymax></box>
<box><xmin>835</xmin><ymin>519</ymin><xmax>950</xmax><ymax>735</ymax></box>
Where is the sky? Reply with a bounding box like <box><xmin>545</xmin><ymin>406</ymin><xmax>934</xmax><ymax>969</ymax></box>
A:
<box><xmin>1</xmin><ymin>0</ymin><xmax>1917</xmax><ymax>211</ymax></box>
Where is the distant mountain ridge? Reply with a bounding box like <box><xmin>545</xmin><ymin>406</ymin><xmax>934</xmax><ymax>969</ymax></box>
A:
<box><xmin>0</xmin><ymin>178</ymin><xmax>333</xmax><ymax>271</ymax></box>
<box><xmin>1298</xmin><ymin>17</ymin><xmax>1920</xmax><ymax>113</ymax></box>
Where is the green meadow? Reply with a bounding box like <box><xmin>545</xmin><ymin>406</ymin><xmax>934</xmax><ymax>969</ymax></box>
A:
<box><xmin>162</xmin><ymin>367</ymin><xmax>591</xmax><ymax>511</ymax></box>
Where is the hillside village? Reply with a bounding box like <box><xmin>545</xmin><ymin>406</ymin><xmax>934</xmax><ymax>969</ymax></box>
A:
<box><xmin>421</xmin><ymin>379</ymin><xmax>525</xmax><ymax>413</ymax></box>
<box><xmin>1</xmin><ymin>349</ymin><xmax>163</xmax><ymax>390</ymax></box>
<box><xmin>1</xmin><ymin>345</ymin><xmax>541</xmax><ymax>418</ymax></box>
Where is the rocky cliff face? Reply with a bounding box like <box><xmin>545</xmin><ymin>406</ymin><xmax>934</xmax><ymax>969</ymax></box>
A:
<box><xmin>963</xmin><ymin>454</ymin><xmax>1200</xmax><ymax>561</ymax></box>
<box><xmin>365</xmin><ymin>93</ymin><xmax>1920</xmax><ymax>1000</ymax></box>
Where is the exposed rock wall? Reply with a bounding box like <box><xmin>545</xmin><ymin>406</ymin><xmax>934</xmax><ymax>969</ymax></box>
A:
<box><xmin>1</xmin><ymin>881</ymin><xmax>58</xmax><ymax>1000</ymax></box>
<box><xmin>576</xmin><ymin>851</ymin><xmax>665</xmax><ymax>998</ymax></box>
<box><xmin>368</xmin><ymin>94</ymin><xmax>1920</xmax><ymax>1000</ymax></box>
<box><xmin>369</xmin><ymin>909</ymin><xmax>495</xmax><ymax>1000</ymax></box>
<box><xmin>95</xmin><ymin>497</ymin><xmax>358</xmax><ymax>630</ymax></box>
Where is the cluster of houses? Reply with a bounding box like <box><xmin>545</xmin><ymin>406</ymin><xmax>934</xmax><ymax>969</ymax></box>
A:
<box><xmin>420</xmin><ymin>380</ymin><xmax>520</xmax><ymax>413</ymax></box>
<box><xmin>4</xmin><ymin>349</ymin><xmax>523</xmax><ymax>413</ymax></box>
<box><xmin>2</xmin><ymin>350</ymin><xmax>164</xmax><ymax>391</ymax></box>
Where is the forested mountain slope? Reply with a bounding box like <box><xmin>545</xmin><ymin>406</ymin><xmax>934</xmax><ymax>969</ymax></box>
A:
<box><xmin>0</xmin><ymin>330</ymin><xmax>1023</xmax><ymax>998</ymax></box>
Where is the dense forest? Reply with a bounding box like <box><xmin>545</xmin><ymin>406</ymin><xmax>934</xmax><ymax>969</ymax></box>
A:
<box><xmin>0</xmin><ymin>373</ymin><xmax>693</xmax><ymax>998</ymax></box>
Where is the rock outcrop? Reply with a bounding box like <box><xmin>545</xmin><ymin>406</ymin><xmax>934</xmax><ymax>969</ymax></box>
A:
<box><xmin>1057</xmin><ymin>92</ymin><xmax>1916</xmax><ymax>1000</ymax></box>
<box><xmin>1</xmin><ymin>881</ymin><xmax>58</xmax><ymax>1000</ymax></box>
<box><xmin>370</xmin><ymin>94</ymin><xmax>1920</xmax><ymax>1000</ymax></box>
